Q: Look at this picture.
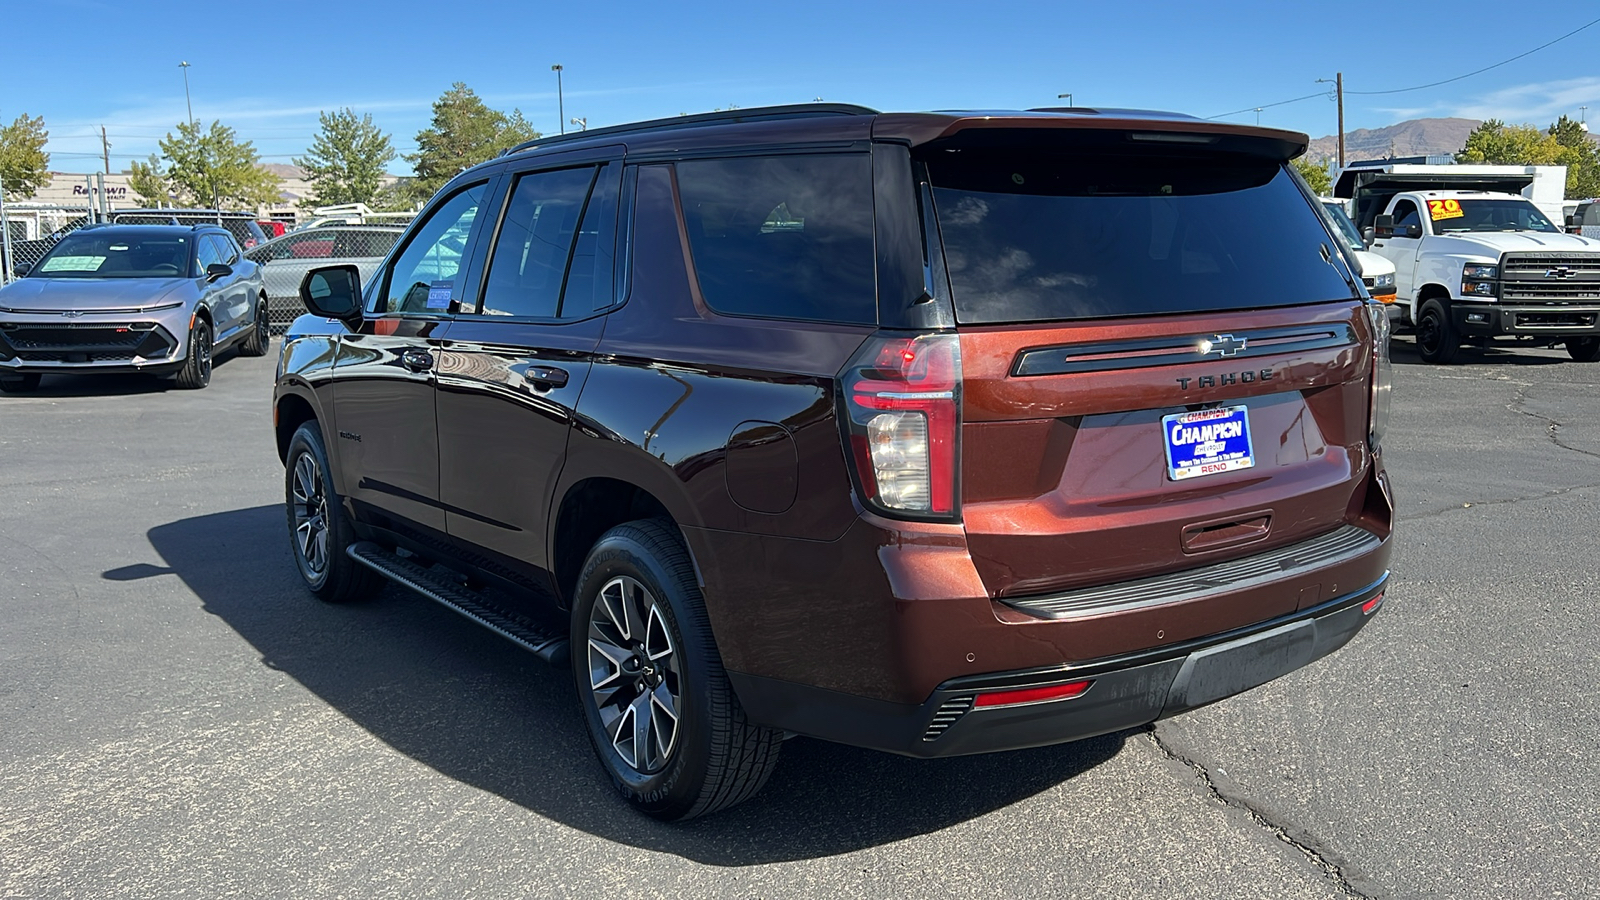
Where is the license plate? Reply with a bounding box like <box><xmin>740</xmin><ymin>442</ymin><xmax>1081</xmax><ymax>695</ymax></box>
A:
<box><xmin>1163</xmin><ymin>405</ymin><xmax>1255</xmax><ymax>481</ymax></box>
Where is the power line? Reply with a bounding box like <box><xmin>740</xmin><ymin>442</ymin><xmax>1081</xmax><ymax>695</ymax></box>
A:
<box><xmin>1207</xmin><ymin>15</ymin><xmax>1600</xmax><ymax>120</ymax></box>
<box><xmin>1209</xmin><ymin>91</ymin><xmax>1330</xmax><ymax>121</ymax></box>
<box><xmin>1348</xmin><ymin>15</ymin><xmax>1600</xmax><ymax>95</ymax></box>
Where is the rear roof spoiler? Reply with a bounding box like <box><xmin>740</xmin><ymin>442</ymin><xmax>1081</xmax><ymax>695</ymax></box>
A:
<box><xmin>872</xmin><ymin>110</ymin><xmax>1308</xmax><ymax>161</ymax></box>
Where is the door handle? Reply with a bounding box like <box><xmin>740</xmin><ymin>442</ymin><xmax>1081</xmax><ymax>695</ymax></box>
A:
<box><xmin>400</xmin><ymin>348</ymin><xmax>434</xmax><ymax>372</ymax></box>
<box><xmin>521</xmin><ymin>365</ymin><xmax>569</xmax><ymax>389</ymax></box>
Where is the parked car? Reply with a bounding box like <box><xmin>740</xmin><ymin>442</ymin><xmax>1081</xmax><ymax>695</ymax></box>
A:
<box><xmin>1570</xmin><ymin>199</ymin><xmax>1600</xmax><ymax>238</ymax></box>
<box><xmin>275</xmin><ymin>103</ymin><xmax>1394</xmax><ymax>820</ymax></box>
<box><xmin>108</xmin><ymin>209</ymin><xmax>269</xmax><ymax>250</ymax></box>
<box><xmin>245</xmin><ymin>225</ymin><xmax>403</xmax><ymax>334</ymax></box>
<box><xmin>0</xmin><ymin>224</ymin><xmax>268</xmax><ymax>392</ymax></box>
<box><xmin>258</xmin><ymin>220</ymin><xmax>289</xmax><ymax>239</ymax></box>
<box><xmin>1319</xmin><ymin>199</ymin><xmax>1398</xmax><ymax>304</ymax></box>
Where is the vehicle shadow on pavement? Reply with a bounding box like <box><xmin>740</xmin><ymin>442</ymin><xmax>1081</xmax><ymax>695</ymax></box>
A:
<box><xmin>1389</xmin><ymin>334</ymin><xmax>1570</xmax><ymax>367</ymax></box>
<box><xmin>7</xmin><ymin>372</ymin><xmax>173</xmax><ymax>396</ymax></box>
<box><xmin>143</xmin><ymin>505</ymin><xmax>1125</xmax><ymax>863</ymax></box>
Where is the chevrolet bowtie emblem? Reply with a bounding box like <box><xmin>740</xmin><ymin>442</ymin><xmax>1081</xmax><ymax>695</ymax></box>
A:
<box><xmin>1545</xmin><ymin>267</ymin><xmax>1576</xmax><ymax>279</ymax></box>
<box><xmin>61</xmin><ymin>310</ymin><xmax>85</xmax><ymax>318</ymax></box>
<box><xmin>1198</xmin><ymin>334</ymin><xmax>1247</xmax><ymax>357</ymax></box>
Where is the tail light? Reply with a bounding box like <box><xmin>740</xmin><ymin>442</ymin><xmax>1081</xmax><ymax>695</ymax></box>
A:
<box><xmin>840</xmin><ymin>332</ymin><xmax>961</xmax><ymax>518</ymax></box>
<box><xmin>1367</xmin><ymin>302</ymin><xmax>1392</xmax><ymax>449</ymax></box>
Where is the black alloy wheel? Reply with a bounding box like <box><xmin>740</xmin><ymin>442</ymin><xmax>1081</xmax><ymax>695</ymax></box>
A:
<box><xmin>587</xmin><ymin>574</ymin><xmax>683</xmax><ymax>775</ymax></box>
<box><xmin>1566</xmin><ymin>336</ymin><xmax>1600</xmax><ymax>362</ymax></box>
<box><xmin>1416</xmin><ymin>306</ymin><xmax>1460</xmax><ymax>365</ymax></box>
<box><xmin>240</xmin><ymin>296</ymin><xmax>270</xmax><ymax>357</ymax></box>
<box><xmin>284</xmin><ymin>421</ymin><xmax>382</xmax><ymax>603</ymax></box>
<box><xmin>572</xmin><ymin>519</ymin><xmax>781</xmax><ymax>820</ymax></box>
<box><xmin>175</xmin><ymin>318</ymin><xmax>213</xmax><ymax>388</ymax></box>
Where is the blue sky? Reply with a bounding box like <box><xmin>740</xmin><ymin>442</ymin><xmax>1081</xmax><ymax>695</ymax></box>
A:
<box><xmin>6</xmin><ymin>0</ymin><xmax>1599</xmax><ymax>175</ymax></box>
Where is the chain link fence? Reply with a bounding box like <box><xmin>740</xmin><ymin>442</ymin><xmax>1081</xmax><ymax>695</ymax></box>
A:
<box><xmin>243</xmin><ymin>225</ymin><xmax>406</xmax><ymax>333</ymax></box>
<box><xmin>1</xmin><ymin>204</ymin><xmax>98</xmax><ymax>282</ymax></box>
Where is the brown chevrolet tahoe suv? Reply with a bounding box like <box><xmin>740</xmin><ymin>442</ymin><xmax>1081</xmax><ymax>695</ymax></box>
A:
<box><xmin>274</xmin><ymin>104</ymin><xmax>1396</xmax><ymax>820</ymax></box>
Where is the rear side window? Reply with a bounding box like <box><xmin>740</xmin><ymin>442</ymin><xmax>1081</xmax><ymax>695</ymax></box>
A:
<box><xmin>926</xmin><ymin>151</ymin><xmax>1356</xmax><ymax>324</ymax></box>
<box><xmin>676</xmin><ymin>154</ymin><xmax>876</xmax><ymax>325</ymax></box>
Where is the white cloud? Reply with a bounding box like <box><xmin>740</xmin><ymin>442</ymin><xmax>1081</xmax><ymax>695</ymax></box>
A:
<box><xmin>1451</xmin><ymin>77</ymin><xmax>1600</xmax><ymax>124</ymax></box>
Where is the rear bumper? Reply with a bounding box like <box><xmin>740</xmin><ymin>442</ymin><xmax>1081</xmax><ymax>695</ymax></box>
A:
<box><xmin>1451</xmin><ymin>302</ymin><xmax>1600</xmax><ymax>337</ymax></box>
<box><xmin>732</xmin><ymin>574</ymin><xmax>1387</xmax><ymax>758</ymax></box>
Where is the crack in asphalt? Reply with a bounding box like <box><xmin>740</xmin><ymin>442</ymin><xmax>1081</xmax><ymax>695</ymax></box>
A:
<box><xmin>1145</xmin><ymin>728</ymin><xmax>1375</xmax><ymax>899</ymax></box>
<box><xmin>1508</xmin><ymin>383</ymin><xmax>1600</xmax><ymax>461</ymax></box>
<box><xmin>1398</xmin><ymin>479</ymin><xmax>1600</xmax><ymax>522</ymax></box>
<box><xmin>1394</xmin><ymin>372</ymin><xmax>1600</xmax><ymax>523</ymax></box>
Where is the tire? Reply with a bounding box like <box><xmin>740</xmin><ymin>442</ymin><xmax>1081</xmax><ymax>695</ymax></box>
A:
<box><xmin>284</xmin><ymin>421</ymin><xmax>383</xmax><ymax>604</ymax></box>
<box><xmin>1566</xmin><ymin>337</ymin><xmax>1600</xmax><ymax>362</ymax></box>
<box><xmin>174</xmin><ymin>318</ymin><xmax>214</xmax><ymax>389</ymax></box>
<box><xmin>0</xmin><ymin>373</ymin><xmax>42</xmax><ymax>393</ymax></box>
<box><xmin>239</xmin><ymin>295</ymin><xmax>270</xmax><ymax>357</ymax></box>
<box><xmin>571</xmin><ymin>519</ymin><xmax>781</xmax><ymax>821</ymax></box>
<box><xmin>1416</xmin><ymin>304</ymin><xmax>1461</xmax><ymax>364</ymax></box>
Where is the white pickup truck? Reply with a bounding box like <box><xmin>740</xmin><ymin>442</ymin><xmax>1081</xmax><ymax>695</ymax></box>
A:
<box><xmin>1367</xmin><ymin>190</ymin><xmax>1600</xmax><ymax>363</ymax></box>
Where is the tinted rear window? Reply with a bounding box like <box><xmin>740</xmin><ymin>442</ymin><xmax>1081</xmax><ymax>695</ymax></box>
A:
<box><xmin>926</xmin><ymin>151</ymin><xmax>1355</xmax><ymax>324</ymax></box>
<box><xmin>676</xmin><ymin>154</ymin><xmax>876</xmax><ymax>325</ymax></box>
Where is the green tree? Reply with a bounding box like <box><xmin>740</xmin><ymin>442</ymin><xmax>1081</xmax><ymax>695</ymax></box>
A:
<box><xmin>294</xmin><ymin>108</ymin><xmax>396</xmax><ymax>208</ymax></box>
<box><xmin>404</xmin><ymin>83</ymin><xmax>538</xmax><ymax>204</ymax></box>
<box><xmin>128</xmin><ymin>155</ymin><xmax>170</xmax><ymax>206</ymax></box>
<box><xmin>130</xmin><ymin>120</ymin><xmax>281</xmax><ymax>209</ymax></box>
<box><xmin>1291</xmin><ymin>156</ymin><xmax>1332</xmax><ymax>195</ymax></box>
<box><xmin>1549</xmin><ymin>115</ymin><xmax>1600</xmax><ymax>199</ymax></box>
<box><xmin>0</xmin><ymin>113</ymin><xmax>50</xmax><ymax>200</ymax></box>
<box><xmin>1455</xmin><ymin>120</ymin><xmax>1564</xmax><ymax>166</ymax></box>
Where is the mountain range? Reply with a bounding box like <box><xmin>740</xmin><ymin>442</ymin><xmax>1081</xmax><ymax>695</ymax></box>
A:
<box><xmin>1306</xmin><ymin>118</ymin><xmax>1481</xmax><ymax>163</ymax></box>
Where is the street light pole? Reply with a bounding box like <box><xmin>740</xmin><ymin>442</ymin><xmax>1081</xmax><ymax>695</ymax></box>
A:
<box><xmin>178</xmin><ymin>61</ymin><xmax>193</xmax><ymax>125</ymax></box>
<box><xmin>1057</xmin><ymin>92</ymin><xmax>1072</xmax><ymax>107</ymax></box>
<box><xmin>552</xmin><ymin>64</ymin><xmax>565</xmax><ymax>134</ymax></box>
<box><xmin>571</xmin><ymin>117</ymin><xmax>587</xmax><ymax>132</ymax></box>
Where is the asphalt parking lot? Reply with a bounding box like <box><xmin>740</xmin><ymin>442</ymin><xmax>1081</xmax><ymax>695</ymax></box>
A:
<box><xmin>2</xmin><ymin>334</ymin><xmax>1597</xmax><ymax>900</ymax></box>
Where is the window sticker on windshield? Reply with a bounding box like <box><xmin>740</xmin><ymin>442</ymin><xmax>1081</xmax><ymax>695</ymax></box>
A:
<box><xmin>39</xmin><ymin>255</ymin><xmax>107</xmax><ymax>272</ymax></box>
<box><xmin>1428</xmin><ymin>199</ymin><xmax>1465</xmax><ymax>221</ymax></box>
<box><xmin>426</xmin><ymin>280</ymin><xmax>453</xmax><ymax>309</ymax></box>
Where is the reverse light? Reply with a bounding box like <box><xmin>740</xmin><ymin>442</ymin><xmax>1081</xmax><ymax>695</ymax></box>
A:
<box><xmin>841</xmin><ymin>333</ymin><xmax>961</xmax><ymax>517</ymax></box>
<box><xmin>975</xmin><ymin>680</ymin><xmax>1092</xmax><ymax>708</ymax></box>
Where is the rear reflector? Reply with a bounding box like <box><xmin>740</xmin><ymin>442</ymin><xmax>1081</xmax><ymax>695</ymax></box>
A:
<box><xmin>974</xmin><ymin>680</ymin><xmax>1092</xmax><ymax>709</ymax></box>
<box><xmin>1361</xmin><ymin>592</ymin><xmax>1385</xmax><ymax>615</ymax></box>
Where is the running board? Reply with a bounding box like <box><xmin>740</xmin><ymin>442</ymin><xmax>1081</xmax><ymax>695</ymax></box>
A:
<box><xmin>347</xmin><ymin>541</ymin><xmax>569</xmax><ymax>666</ymax></box>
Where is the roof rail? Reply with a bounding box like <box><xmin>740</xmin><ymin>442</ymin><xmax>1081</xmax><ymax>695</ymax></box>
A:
<box><xmin>499</xmin><ymin>103</ymin><xmax>879</xmax><ymax>158</ymax></box>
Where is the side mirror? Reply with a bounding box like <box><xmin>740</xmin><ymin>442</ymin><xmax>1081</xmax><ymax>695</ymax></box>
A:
<box><xmin>205</xmin><ymin>263</ymin><xmax>233</xmax><ymax>282</ymax></box>
<box><xmin>300</xmin><ymin>264</ymin><xmax>363</xmax><ymax>326</ymax></box>
<box><xmin>1374</xmin><ymin>215</ymin><xmax>1394</xmax><ymax>238</ymax></box>
<box><xmin>1567</xmin><ymin>214</ymin><xmax>1583</xmax><ymax>233</ymax></box>
<box><xmin>1361</xmin><ymin>226</ymin><xmax>1376</xmax><ymax>248</ymax></box>
<box><xmin>1403</xmin><ymin>224</ymin><xmax>1423</xmax><ymax>239</ymax></box>
<box><xmin>12</xmin><ymin>261</ymin><xmax>31</xmax><ymax>278</ymax></box>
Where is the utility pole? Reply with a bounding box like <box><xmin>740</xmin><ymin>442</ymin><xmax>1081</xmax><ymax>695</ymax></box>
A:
<box><xmin>1336</xmin><ymin>72</ymin><xmax>1346</xmax><ymax>169</ymax></box>
<box><xmin>1317</xmin><ymin>74</ymin><xmax>1348</xmax><ymax>168</ymax></box>
<box><xmin>101</xmin><ymin>125</ymin><xmax>111</xmax><ymax>175</ymax></box>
